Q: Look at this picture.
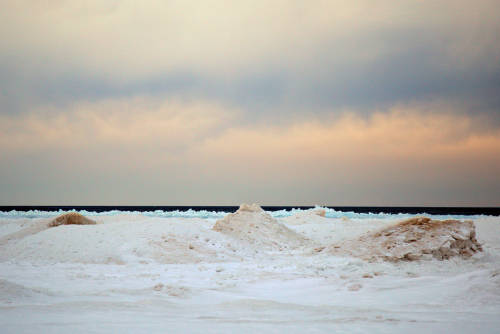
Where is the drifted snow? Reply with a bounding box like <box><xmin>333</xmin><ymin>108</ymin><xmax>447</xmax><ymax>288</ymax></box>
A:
<box><xmin>0</xmin><ymin>207</ymin><xmax>499</xmax><ymax>333</ymax></box>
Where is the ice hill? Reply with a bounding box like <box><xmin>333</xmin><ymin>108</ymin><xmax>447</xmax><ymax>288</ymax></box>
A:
<box><xmin>213</xmin><ymin>203</ymin><xmax>311</xmax><ymax>251</ymax></box>
<box><xmin>327</xmin><ymin>217</ymin><xmax>482</xmax><ymax>262</ymax></box>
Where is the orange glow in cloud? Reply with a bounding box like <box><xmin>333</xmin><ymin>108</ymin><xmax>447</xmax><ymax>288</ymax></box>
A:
<box><xmin>1</xmin><ymin>97</ymin><xmax>499</xmax><ymax>205</ymax></box>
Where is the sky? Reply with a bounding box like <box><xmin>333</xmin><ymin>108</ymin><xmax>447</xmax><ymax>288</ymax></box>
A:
<box><xmin>1</xmin><ymin>0</ymin><xmax>499</xmax><ymax>206</ymax></box>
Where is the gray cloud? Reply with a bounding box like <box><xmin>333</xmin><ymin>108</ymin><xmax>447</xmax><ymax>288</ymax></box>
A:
<box><xmin>1</xmin><ymin>1</ymin><xmax>499</xmax><ymax>119</ymax></box>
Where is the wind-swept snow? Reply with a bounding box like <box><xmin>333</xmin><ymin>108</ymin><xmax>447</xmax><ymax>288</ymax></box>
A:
<box><xmin>0</xmin><ymin>207</ymin><xmax>499</xmax><ymax>333</ymax></box>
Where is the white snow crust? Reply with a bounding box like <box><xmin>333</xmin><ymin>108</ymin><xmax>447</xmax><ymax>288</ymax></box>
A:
<box><xmin>1</xmin><ymin>204</ymin><xmax>499</xmax><ymax>333</ymax></box>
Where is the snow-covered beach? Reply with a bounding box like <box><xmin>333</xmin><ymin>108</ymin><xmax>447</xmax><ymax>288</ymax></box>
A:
<box><xmin>1</xmin><ymin>205</ymin><xmax>499</xmax><ymax>333</ymax></box>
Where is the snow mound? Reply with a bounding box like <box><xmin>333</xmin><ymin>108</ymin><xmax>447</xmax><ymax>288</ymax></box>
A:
<box><xmin>212</xmin><ymin>204</ymin><xmax>309</xmax><ymax>250</ymax></box>
<box><xmin>48</xmin><ymin>212</ymin><xmax>97</xmax><ymax>227</ymax></box>
<box><xmin>327</xmin><ymin>217</ymin><xmax>482</xmax><ymax>262</ymax></box>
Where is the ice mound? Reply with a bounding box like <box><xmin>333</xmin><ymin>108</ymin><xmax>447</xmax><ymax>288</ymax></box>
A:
<box><xmin>212</xmin><ymin>204</ymin><xmax>309</xmax><ymax>250</ymax></box>
<box><xmin>327</xmin><ymin>217</ymin><xmax>482</xmax><ymax>262</ymax></box>
<box><xmin>48</xmin><ymin>212</ymin><xmax>97</xmax><ymax>227</ymax></box>
<box><xmin>280</xmin><ymin>208</ymin><xmax>327</xmax><ymax>226</ymax></box>
<box><xmin>288</xmin><ymin>208</ymin><xmax>326</xmax><ymax>220</ymax></box>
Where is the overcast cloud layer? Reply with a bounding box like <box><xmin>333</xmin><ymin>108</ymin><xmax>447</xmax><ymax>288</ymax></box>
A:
<box><xmin>1</xmin><ymin>1</ymin><xmax>499</xmax><ymax>205</ymax></box>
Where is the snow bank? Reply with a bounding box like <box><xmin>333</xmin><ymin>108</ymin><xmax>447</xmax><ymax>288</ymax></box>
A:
<box><xmin>213</xmin><ymin>204</ymin><xmax>310</xmax><ymax>250</ymax></box>
<box><xmin>327</xmin><ymin>217</ymin><xmax>482</xmax><ymax>262</ymax></box>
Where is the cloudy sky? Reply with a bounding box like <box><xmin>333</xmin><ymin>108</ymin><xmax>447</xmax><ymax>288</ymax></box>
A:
<box><xmin>1</xmin><ymin>0</ymin><xmax>499</xmax><ymax>206</ymax></box>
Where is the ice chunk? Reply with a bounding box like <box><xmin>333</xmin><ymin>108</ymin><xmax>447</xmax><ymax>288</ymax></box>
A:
<box><xmin>48</xmin><ymin>212</ymin><xmax>97</xmax><ymax>227</ymax></box>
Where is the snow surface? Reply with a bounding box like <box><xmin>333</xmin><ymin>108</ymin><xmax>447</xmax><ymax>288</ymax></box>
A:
<box><xmin>0</xmin><ymin>206</ymin><xmax>499</xmax><ymax>333</ymax></box>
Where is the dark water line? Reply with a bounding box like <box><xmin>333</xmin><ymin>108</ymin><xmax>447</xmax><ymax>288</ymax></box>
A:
<box><xmin>0</xmin><ymin>206</ymin><xmax>499</xmax><ymax>216</ymax></box>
